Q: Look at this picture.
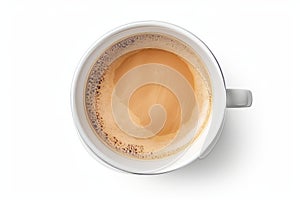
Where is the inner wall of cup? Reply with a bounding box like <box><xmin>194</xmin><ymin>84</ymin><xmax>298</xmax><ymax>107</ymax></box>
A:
<box><xmin>85</xmin><ymin>32</ymin><xmax>212</xmax><ymax>160</ymax></box>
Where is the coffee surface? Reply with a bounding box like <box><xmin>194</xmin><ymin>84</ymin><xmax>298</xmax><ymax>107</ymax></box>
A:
<box><xmin>85</xmin><ymin>34</ymin><xmax>212</xmax><ymax>159</ymax></box>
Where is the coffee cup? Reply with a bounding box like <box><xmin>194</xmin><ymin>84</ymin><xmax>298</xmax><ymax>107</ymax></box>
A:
<box><xmin>71</xmin><ymin>21</ymin><xmax>252</xmax><ymax>174</ymax></box>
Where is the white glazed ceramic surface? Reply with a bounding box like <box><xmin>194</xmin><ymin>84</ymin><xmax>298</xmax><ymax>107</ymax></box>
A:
<box><xmin>71</xmin><ymin>21</ymin><xmax>227</xmax><ymax>174</ymax></box>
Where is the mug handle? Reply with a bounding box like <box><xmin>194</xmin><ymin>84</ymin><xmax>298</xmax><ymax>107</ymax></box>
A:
<box><xmin>226</xmin><ymin>89</ymin><xmax>253</xmax><ymax>108</ymax></box>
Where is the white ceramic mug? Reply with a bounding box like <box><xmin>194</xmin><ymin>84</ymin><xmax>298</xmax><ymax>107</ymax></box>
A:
<box><xmin>71</xmin><ymin>21</ymin><xmax>252</xmax><ymax>174</ymax></box>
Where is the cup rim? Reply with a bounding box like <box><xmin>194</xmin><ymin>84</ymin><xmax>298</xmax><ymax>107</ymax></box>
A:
<box><xmin>71</xmin><ymin>20</ymin><xmax>226</xmax><ymax>174</ymax></box>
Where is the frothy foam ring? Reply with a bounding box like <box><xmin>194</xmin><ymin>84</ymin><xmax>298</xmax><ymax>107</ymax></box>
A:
<box><xmin>85</xmin><ymin>33</ymin><xmax>212</xmax><ymax>159</ymax></box>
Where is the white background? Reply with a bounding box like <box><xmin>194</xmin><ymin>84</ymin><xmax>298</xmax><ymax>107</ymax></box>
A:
<box><xmin>2</xmin><ymin>0</ymin><xmax>299</xmax><ymax>199</ymax></box>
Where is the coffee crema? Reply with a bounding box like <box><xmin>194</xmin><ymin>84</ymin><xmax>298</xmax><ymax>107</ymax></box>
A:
<box><xmin>85</xmin><ymin>33</ymin><xmax>212</xmax><ymax>159</ymax></box>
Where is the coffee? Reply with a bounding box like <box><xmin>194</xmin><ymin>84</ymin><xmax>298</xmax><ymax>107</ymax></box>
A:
<box><xmin>85</xmin><ymin>33</ymin><xmax>212</xmax><ymax>159</ymax></box>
